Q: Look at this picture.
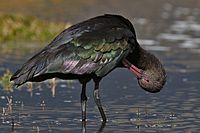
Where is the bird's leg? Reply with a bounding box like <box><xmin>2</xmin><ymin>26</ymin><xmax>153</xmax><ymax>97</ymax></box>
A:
<box><xmin>81</xmin><ymin>82</ymin><xmax>87</xmax><ymax>121</ymax></box>
<box><xmin>93</xmin><ymin>78</ymin><xmax>107</xmax><ymax>122</ymax></box>
<box><xmin>81</xmin><ymin>121</ymin><xmax>86</xmax><ymax>133</ymax></box>
<box><xmin>97</xmin><ymin>122</ymin><xmax>106</xmax><ymax>133</ymax></box>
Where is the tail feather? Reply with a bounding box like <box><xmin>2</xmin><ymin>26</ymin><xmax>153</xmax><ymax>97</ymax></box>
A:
<box><xmin>10</xmin><ymin>51</ymin><xmax>49</xmax><ymax>86</ymax></box>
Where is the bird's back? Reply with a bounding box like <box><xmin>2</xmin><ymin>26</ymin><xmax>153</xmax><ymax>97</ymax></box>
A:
<box><xmin>46</xmin><ymin>14</ymin><xmax>137</xmax><ymax>49</ymax></box>
<box><xmin>10</xmin><ymin>14</ymin><xmax>138</xmax><ymax>86</ymax></box>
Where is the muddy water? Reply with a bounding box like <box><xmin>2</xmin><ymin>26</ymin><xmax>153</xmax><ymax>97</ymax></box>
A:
<box><xmin>1</xmin><ymin>2</ymin><xmax>200</xmax><ymax>133</ymax></box>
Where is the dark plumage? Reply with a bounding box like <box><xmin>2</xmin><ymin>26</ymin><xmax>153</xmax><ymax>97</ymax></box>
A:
<box><xmin>10</xmin><ymin>14</ymin><xmax>166</xmax><ymax>121</ymax></box>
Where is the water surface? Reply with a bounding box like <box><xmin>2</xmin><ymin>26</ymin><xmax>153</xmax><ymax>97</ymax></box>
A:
<box><xmin>1</xmin><ymin>1</ymin><xmax>200</xmax><ymax>133</ymax></box>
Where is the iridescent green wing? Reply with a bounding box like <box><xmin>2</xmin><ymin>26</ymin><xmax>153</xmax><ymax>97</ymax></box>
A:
<box><xmin>46</xmin><ymin>27</ymin><xmax>132</xmax><ymax>77</ymax></box>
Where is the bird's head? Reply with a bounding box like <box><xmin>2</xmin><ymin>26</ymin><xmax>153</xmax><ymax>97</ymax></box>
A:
<box><xmin>123</xmin><ymin>58</ymin><xmax>166</xmax><ymax>93</ymax></box>
<box><xmin>137</xmin><ymin>69</ymin><xmax>166</xmax><ymax>93</ymax></box>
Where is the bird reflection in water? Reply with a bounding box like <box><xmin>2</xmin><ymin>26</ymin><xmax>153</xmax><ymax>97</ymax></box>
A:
<box><xmin>82</xmin><ymin>121</ymin><xmax>106</xmax><ymax>133</ymax></box>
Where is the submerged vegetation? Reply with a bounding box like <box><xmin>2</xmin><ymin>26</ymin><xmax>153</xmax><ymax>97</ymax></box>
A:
<box><xmin>0</xmin><ymin>14</ymin><xmax>71</xmax><ymax>43</ymax></box>
<box><xmin>0</xmin><ymin>69</ymin><xmax>13</xmax><ymax>92</ymax></box>
<box><xmin>0</xmin><ymin>69</ymin><xmax>76</xmax><ymax>93</ymax></box>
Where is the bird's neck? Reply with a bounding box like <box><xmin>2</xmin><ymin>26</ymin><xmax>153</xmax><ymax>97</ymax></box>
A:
<box><xmin>138</xmin><ymin>47</ymin><xmax>156</xmax><ymax>70</ymax></box>
<box><xmin>128</xmin><ymin>46</ymin><xmax>164</xmax><ymax>72</ymax></box>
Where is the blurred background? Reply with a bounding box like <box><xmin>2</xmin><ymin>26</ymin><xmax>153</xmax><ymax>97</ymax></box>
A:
<box><xmin>1</xmin><ymin>0</ymin><xmax>200</xmax><ymax>41</ymax></box>
<box><xmin>0</xmin><ymin>0</ymin><xmax>200</xmax><ymax>132</ymax></box>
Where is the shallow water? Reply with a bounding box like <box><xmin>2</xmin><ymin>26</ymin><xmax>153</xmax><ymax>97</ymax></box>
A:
<box><xmin>1</xmin><ymin>1</ymin><xmax>200</xmax><ymax>133</ymax></box>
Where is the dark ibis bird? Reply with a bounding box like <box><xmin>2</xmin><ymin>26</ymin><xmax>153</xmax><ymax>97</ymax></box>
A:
<box><xmin>10</xmin><ymin>14</ymin><xmax>166</xmax><ymax>122</ymax></box>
